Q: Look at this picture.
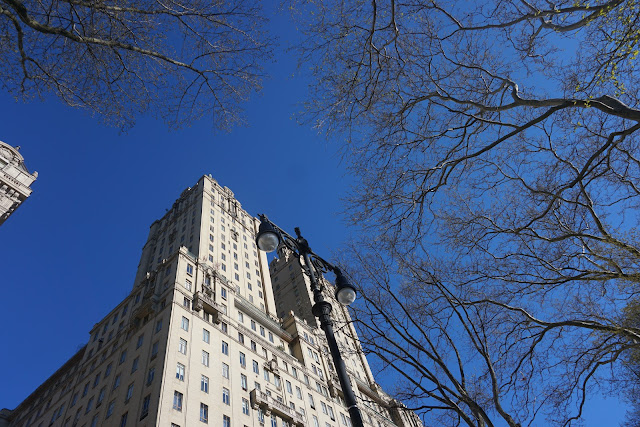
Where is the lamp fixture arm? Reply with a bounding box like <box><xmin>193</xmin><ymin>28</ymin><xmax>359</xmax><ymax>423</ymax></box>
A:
<box><xmin>258</xmin><ymin>214</ymin><xmax>338</xmax><ymax>287</ymax></box>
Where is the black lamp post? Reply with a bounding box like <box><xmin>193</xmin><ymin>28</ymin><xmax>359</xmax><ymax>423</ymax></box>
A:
<box><xmin>255</xmin><ymin>214</ymin><xmax>364</xmax><ymax>427</ymax></box>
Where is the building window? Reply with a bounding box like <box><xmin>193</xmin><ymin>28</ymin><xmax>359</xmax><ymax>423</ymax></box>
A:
<box><xmin>222</xmin><ymin>340</ymin><xmax>229</xmax><ymax>355</ymax></box>
<box><xmin>238</xmin><ymin>332</ymin><xmax>245</xmax><ymax>344</ymax></box>
<box><xmin>155</xmin><ymin>319</ymin><xmax>163</xmax><ymax>333</ymax></box>
<box><xmin>241</xmin><ymin>374</ymin><xmax>248</xmax><ymax>390</ymax></box>
<box><xmin>286</xmin><ymin>380</ymin><xmax>292</xmax><ymax>394</ymax></box>
<box><xmin>223</xmin><ymin>415</ymin><xmax>231</xmax><ymax>427</ymax></box>
<box><xmin>106</xmin><ymin>400</ymin><xmax>115</xmax><ymax>418</ymax></box>
<box><xmin>309</xmin><ymin>394</ymin><xmax>315</xmax><ymax>409</ymax></box>
<box><xmin>221</xmin><ymin>287</ymin><xmax>227</xmax><ymax>300</ymax></box>
<box><xmin>242</xmin><ymin>398</ymin><xmax>250</xmax><ymax>415</ymax></box>
<box><xmin>251</xmin><ymin>320</ymin><xmax>256</xmax><ymax>331</ymax></box>
<box><xmin>126</xmin><ymin>383</ymin><xmax>134</xmax><ymax>402</ymax></box>
<box><xmin>202</xmin><ymin>350</ymin><xmax>210</xmax><ymax>367</ymax></box>
<box><xmin>85</xmin><ymin>397</ymin><xmax>94</xmax><ymax>413</ymax></box>
<box><xmin>296</xmin><ymin>386</ymin><xmax>302</xmax><ymax>399</ymax></box>
<box><xmin>181</xmin><ymin>316</ymin><xmax>189</xmax><ymax>331</ymax></box>
<box><xmin>222</xmin><ymin>362</ymin><xmax>230</xmax><ymax>378</ymax></box>
<box><xmin>251</xmin><ymin>340</ymin><xmax>257</xmax><ymax>351</ymax></box>
<box><xmin>222</xmin><ymin>387</ymin><xmax>230</xmax><ymax>405</ymax></box>
<box><xmin>105</xmin><ymin>363</ymin><xmax>112</xmax><ymax>378</ymax></box>
<box><xmin>253</xmin><ymin>360</ymin><xmax>259</xmax><ymax>374</ymax></box>
<box><xmin>268</xmin><ymin>332</ymin><xmax>274</xmax><ymax>343</ymax></box>
<box><xmin>185</xmin><ymin>279</ymin><xmax>192</xmax><ymax>291</ymax></box>
<box><xmin>131</xmin><ymin>357</ymin><xmax>139</xmax><ymax>373</ymax></box>
<box><xmin>176</xmin><ymin>363</ymin><xmax>185</xmax><ymax>381</ymax></box>
<box><xmin>203</xmin><ymin>328</ymin><xmax>210</xmax><ymax>343</ymax></box>
<box><xmin>113</xmin><ymin>375</ymin><xmax>121</xmax><ymax>390</ymax></box>
<box><xmin>147</xmin><ymin>367</ymin><xmax>155</xmax><ymax>385</ymax></box>
<box><xmin>136</xmin><ymin>334</ymin><xmax>144</xmax><ymax>349</ymax></box>
<box><xmin>93</xmin><ymin>373</ymin><xmax>101</xmax><ymax>388</ymax></box>
<box><xmin>97</xmin><ymin>387</ymin><xmax>106</xmax><ymax>404</ymax></box>
<box><xmin>187</xmin><ymin>264</ymin><xmax>194</xmax><ymax>276</ymax></box>
<box><xmin>173</xmin><ymin>391</ymin><xmax>183</xmax><ymax>411</ymax></box>
<box><xmin>239</xmin><ymin>351</ymin><xmax>246</xmax><ymax>367</ymax></box>
<box><xmin>201</xmin><ymin>375</ymin><xmax>209</xmax><ymax>393</ymax></box>
<box><xmin>340</xmin><ymin>413</ymin><xmax>348</xmax><ymax>425</ymax></box>
<box><xmin>151</xmin><ymin>341</ymin><xmax>159</xmax><ymax>358</ymax></box>
<box><xmin>119</xmin><ymin>412</ymin><xmax>128</xmax><ymax>427</ymax></box>
<box><xmin>221</xmin><ymin>322</ymin><xmax>228</xmax><ymax>333</ymax></box>
<box><xmin>200</xmin><ymin>403</ymin><xmax>209</xmax><ymax>423</ymax></box>
<box><xmin>179</xmin><ymin>338</ymin><xmax>187</xmax><ymax>355</ymax></box>
<box><xmin>260</xmin><ymin>326</ymin><xmax>265</xmax><ymax>337</ymax></box>
<box><xmin>238</xmin><ymin>311</ymin><xmax>244</xmax><ymax>322</ymax></box>
<box><xmin>264</xmin><ymin>370</ymin><xmax>270</xmax><ymax>382</ymax></box>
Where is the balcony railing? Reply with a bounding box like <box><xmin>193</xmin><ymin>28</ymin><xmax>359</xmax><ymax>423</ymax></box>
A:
<box><xmin>193</xmin><ymin>291</ymin><xmax>223</xmax><ymax>323</ymax></box>
<box><xmin>250</xmin><ymin>389</ymin><xmax>305</xmax><ymax>427</ymax></box>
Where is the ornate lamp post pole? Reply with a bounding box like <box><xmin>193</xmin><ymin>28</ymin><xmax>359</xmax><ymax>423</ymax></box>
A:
<box><xmin>255</xmin><ymin>214</ymin><xmax>364</xmax><ymax>427</ymax></box>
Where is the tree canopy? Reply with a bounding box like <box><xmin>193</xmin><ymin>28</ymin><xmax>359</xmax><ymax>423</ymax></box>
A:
<box><xmin>294</xmin><ymin>0</ymin><xmax>640</xmax><ymax>425</ymax></box>
<box><xmin>0</xmin><ymin>0</ymin><xmax>273</xmax><ymax>129</ymax></box>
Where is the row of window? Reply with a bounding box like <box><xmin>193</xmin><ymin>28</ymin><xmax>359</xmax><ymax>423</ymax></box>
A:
<box><xmin>176</xmin><ymin>359</ymin><xmax>249</xmax><ymax>388</ymax></box>
<box><xmin>45</xmin><ymin>387</ymin><xmax>152</xmax><ymax>427</ymax></box>
<box><xmin>173</xmin><ymin>390</ymin><xmax>248</xmax><ymax>422</ymax></box>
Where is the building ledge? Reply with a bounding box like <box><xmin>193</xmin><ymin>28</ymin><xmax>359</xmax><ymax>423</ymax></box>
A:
<box><xmin>234</xmin><ymin>296</ymin><xmax>293</xmax><ymax>341</ymax></box>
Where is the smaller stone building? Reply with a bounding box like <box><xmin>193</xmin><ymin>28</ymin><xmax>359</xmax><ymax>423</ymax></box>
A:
<box><xmin>0</xmin><ymin>141</ymin><xmax>37</xmax><ymax>226</ymax></box>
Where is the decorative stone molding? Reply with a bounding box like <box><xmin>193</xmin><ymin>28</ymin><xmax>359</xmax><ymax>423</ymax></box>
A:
<box><xmin>0</xmin><ymin>141</ymin><xmax>37</xmax><ymax>226</ymax></box>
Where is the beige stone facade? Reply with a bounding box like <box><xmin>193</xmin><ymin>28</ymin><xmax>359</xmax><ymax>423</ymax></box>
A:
<box><xmin>3</xmin><ymin>175</ymin><xmax>421</xmax><ymax>427</ymax></box>
<box><xmin>0</xmin><ymin>141</ymin><xmax>37</xmax><ymax>226</ymax></box>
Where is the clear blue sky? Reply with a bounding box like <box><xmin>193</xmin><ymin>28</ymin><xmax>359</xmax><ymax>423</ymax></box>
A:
<box><xmin>0</xmin><ymin>8</ymin><xmax>627</xmax><ymax>426</ymax></box>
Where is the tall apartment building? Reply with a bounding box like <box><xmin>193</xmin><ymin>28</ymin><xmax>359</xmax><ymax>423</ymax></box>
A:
<box><xmin>0</xmin><ymin>140</ymin><xmax>37</xmax><ymax>226</ymax></box>
<box><xmin>1</xmin><ymin>175</ymin><xmax>420</xmax><ymax>427</ymax></box>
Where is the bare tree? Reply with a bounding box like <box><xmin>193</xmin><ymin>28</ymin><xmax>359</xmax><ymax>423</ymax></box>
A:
<box><xmin>0</xmin><ymin>0</ymin><xmax>273</xmax><ymax>129</ymax></box>
<box><xmin>293</xmin><ymin>0</ymin><xmax>640</xmax><ymax>424</ymax></box>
